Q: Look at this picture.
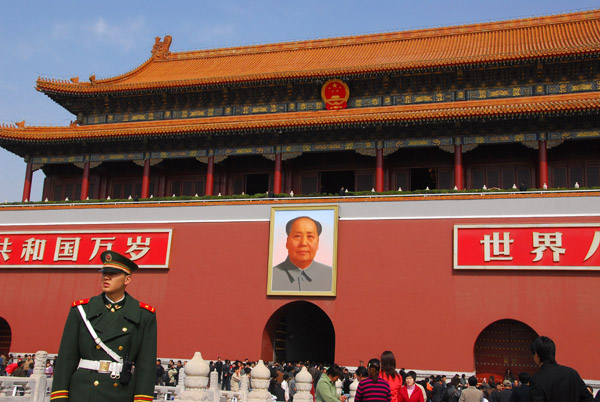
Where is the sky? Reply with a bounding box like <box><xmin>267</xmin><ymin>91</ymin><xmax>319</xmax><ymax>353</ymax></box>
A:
<box><xmin>1</xmin><ymin>0</ymin><xmax>598</xmax><ymax>202</ymax></box>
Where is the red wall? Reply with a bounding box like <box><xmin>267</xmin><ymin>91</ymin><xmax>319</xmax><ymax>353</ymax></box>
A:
<box><xmin>1</xmin><ymin>215</ymin><xmax>598</xmax><ymax>378</ymax></box>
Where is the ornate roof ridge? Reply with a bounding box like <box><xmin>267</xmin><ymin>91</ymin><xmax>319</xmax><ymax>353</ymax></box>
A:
<box><xmin>35</xmin><ymin>9</ymin><xmax>600</xmax><ymax>90</ymax></box>
<box><xmin>168</xmin><ymin>9</ymin><xmax>600</xmax><ymax>60</ymax></box>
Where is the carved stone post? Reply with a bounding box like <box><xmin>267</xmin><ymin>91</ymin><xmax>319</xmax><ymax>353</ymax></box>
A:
<box><xmin>176</xmin><ymin>352</ymin><xmax>212</xmax><ymax>402</ymax></box>
<box><xmin>240</xmin><ymin>374</ymin><xmax>249</xmax><ymax>392</ymax></box>
<box><xmin>292</xmin><ymin>367</ymin><xmax>313</xmax><ymax>402</ymax></box>
<box><xmin>336</xmin><ymin>379</ymin><xmax>343</xmax><ymax>396</ymax></box>
<box><xmin>349</xmin><ymin>378</ymin><xmax>359</xmax><ymax>402</ymax></box>
<box><xmin>209</xmin><ymin>370</ymin><xmax>220</xmax><ymax>402</ymax></box>
<box><xmin>247</xmin><ymin>360</ymin><xmax>272</xmax><ymax>402</ymax></box>
<box><xmin>32</xmin><ymin>351</ymin><xmax>48</xmax><ymax>402</ymax></box>
<box><xmin>240</xmin><ymin>374</ymin><xmax>250</xmax><ymax>401</ymax></box>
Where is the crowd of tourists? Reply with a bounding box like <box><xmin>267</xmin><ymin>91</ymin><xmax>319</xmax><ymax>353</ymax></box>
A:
<box><xmin>180</xmin><ymin>337</ymin><xmax>597</xmax><ymax>402</ymax></box>
<box><xmin>0</xmin><ymin>353</ymin><xmax>55</xmax><ymax>378</ymax></box>
<box><xmin>3</xmin><ymin>336</ymin><xmax>596</xmax><ymax>402</ymax></box>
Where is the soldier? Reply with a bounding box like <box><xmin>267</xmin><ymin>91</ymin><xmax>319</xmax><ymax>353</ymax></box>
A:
<box><xmin>50</xmin><ymin>250</ymin><xmax>157</xmax><ymax>402</ymax></box>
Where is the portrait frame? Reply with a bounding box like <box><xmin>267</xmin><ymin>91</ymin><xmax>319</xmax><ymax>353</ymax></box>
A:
<box><xmin>267</xmin><ymin>205</ymin><xmax>339</xmax><ymax>296</ymax></box>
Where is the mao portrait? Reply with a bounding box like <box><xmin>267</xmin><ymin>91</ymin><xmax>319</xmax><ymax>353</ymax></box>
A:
<box><xmin>267</xmin><ymin>206</ymin><xmax>338</xmax><ymax>296</ymax></box>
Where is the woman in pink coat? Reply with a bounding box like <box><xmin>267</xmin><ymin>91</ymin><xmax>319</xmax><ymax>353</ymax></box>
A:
<box><xmin>398</xmin><ymin>371</ymin><xmax>424</xmax><ymax>402</ymax></box>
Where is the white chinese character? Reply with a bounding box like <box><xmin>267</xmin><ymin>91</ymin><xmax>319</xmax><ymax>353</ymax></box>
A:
<box><xmin>584</xmin><ymin>231</ymin><xmax>600</xmax><ymax>262</ymax></box>
<box><xmin>125</xmin><ymin>236</ymin><xmax>151</xmax><ymax>261</ymax></box>
<box><xmin>0</xmin><ymin>238</ymin><xmax>12</xmax><ymax>261</ymax></box>
<box><xmin>531</xmin><ymin>232</ymin><xmax>566</xmax><ymax>262</ymax></box>
<box><xmin>54</xmin><ymin>237</ymin><xmax>81</xmax><ymax>261</ymax></box>
<box><xmin>21</xmin><ymin>238</ymin><xmax>47</xmax><ymax>261</ymax></box>
<box><xmin>480</xmin><ymin>232</ymin><xmax>514</xmax><ymax>261</ymax></box>
<box><xmin>89</xmin><ymin>237</ymin><xmax>116</xmax><ymax>261</ymax></box>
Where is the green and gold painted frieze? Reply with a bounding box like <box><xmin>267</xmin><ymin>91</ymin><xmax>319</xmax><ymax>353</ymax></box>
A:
<box><xmin>33</xmin><ymin>130</ymin><xmax>600</xmax><ymax>166</ymax></box>
<box><xmin>462</xmin><ymin>133</ymin><xmax>538</xmax><ymax>145</ymax></box>
<box><xmin>81</xmin><ymin>79</ymin><xmax>600</xmax><ymax>126</ymax></box>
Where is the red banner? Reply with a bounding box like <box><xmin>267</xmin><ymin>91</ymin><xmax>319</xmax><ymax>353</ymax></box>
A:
<box><xmin>454</xmin><ymin>224</ymin><xmax>600</xmax><ymax>270</ymax></box>
<box><xmin>0</xmin><ymin>229</ymin><xmax>172</xmax><ymax>268</ymax></box>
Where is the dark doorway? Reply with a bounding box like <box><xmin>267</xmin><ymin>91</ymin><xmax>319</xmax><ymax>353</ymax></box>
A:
<box><xmin>411</xmin><ymin>168</ymin><xmax>437</xmax><ymax>190</ymax></box>
<box><xmin>474</xmin><ymin>319</ymin><xmax>538</xmax><ymax>381</ymax></box>
<box><xmin>246</xmin><ymin>174</ymin><xmax>269</xmax><ymax>195</ymax></box>
<box><xmin>0</xmin><ymin>317</ymin><xmax>11</xmax><ymax>357</ymax></box>
<box><xmin>262</xmin><ymin>301</ymin><xmax>335</xmax><ymax>363</ymax></box>
<box><xmin>320</xmin><ymin>171</ymin><xmax>355</xmax><ymax>194</ymax></box>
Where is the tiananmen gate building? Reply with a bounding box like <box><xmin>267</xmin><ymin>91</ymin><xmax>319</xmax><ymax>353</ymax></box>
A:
<box><xmin>0</xmin><ymin>10</ymin><xmax>599</xmax><ymax>385</ymax></box>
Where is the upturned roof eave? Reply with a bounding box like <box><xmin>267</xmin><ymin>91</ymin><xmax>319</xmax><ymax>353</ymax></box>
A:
<box><xmin>35</xmin><ymin>47</ymin><xmax>600</xmax><ymax>98</ymax></box>
<box><xmin>2</xmin><ymin>92</ymin><xmax>599</xmax><ymax>151</ymax></box>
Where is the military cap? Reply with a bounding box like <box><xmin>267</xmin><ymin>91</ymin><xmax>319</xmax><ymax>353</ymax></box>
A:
<box><xmin>100</xmin><ymin>250</ymin><xmax>138</xmax><ymax>275</ymax></box>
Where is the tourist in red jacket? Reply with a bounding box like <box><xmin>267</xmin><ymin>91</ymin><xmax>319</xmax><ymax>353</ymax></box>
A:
<box><xmin>398</xmin><ymin>371</ymin><xmax>424</xmax><ymax>402</ymax></box>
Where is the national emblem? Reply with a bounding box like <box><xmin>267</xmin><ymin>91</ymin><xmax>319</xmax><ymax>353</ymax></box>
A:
<box><xmin>321</xmin><ymin>79</ymin><xmax>350</xmax><ymax>110</ymax></box>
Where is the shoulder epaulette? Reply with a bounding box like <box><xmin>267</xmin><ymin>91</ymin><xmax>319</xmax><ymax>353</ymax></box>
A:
<box><xmin>139</xmin><ymin>302</ymin><xmax>156</xmax><ymax>313</ymax></box>
<box><xmin>71</xmin><ymin>298</ymin><xmax>90</xmax><ymax>307</ymax></box>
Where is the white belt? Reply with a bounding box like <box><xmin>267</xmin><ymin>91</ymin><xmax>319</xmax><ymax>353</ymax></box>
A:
<box><xmin>78</xmin><ymin>359</ymin><xmax>123</xmax><ymax>377</ymax></box>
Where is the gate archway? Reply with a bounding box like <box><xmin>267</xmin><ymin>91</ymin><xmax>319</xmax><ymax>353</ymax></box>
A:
<box><xmin>0</xmin><ymin>317</ymin><xmax>11</xmax><ymax>358</ymax></box>
<box><xmin>474</xmin><ymin>319</ymin><xmax>538</xmax><ymax>381</ymax></box>
<box><xmin>261</xmin><ymin>301</ymin><xmax>335</xmax><ymax>363</ymax></box>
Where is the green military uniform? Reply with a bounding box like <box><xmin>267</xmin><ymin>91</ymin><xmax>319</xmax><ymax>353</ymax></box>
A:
<box><xmin>51</xmin><ymin>251</ymin><xmax>157</xmax><ymax>402</ymax></box>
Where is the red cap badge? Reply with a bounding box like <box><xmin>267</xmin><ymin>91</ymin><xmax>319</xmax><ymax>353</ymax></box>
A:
<box><xmin>321</xmin><ymin>79</ymin><xmax>350</xmax><ymax>110</ymax></box>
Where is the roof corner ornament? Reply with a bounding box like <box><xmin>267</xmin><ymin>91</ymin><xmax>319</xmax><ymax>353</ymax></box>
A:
<box><xmin>70</xmin><ymin>76</ymin><xmax>79</xmax><ymax>83</ymax></box>
<box><xmin>70</xmin><ymin>120</ymin><xmax>79</xmax><ymax>127</ymax></box>
<box><xmin>152</xmin><ymin>35</ymin><xmax>172</xmax><ymax>60</ymax></box>
<box><xmin>15</xmin><ymin>120</ymin><xmax>25</xmax><ymax>128</ymax></box>
<box><xmin>89</xmin><ymin>74</ymin><xmax>96</xmax><ymax>83</ymax></box>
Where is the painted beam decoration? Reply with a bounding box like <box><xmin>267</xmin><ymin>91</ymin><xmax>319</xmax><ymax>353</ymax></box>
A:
<box><xmin>454</xmin><ymin>224</ymin><xmax>600</xmax><ymax>270</ymax></box>
<box><xmin>0</xmin><ymin>229</ymin><xmax>172</xmax><ymax>268</ymax></box>
<box><xmin>79</xmin><ymin>79</ymin><xmax>600</xmax><ymax>126</ymax></box>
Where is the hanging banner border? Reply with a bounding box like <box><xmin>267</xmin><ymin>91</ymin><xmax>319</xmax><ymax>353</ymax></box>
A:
<box><xmin>454</xmin><ymin>223</ymin><xmax>600</xmax><ymax>271</ymax></box>
<box><xmin>0</xmin><ymin>229</ymin><xmax>172</xmax><ymax>269</ymax></box>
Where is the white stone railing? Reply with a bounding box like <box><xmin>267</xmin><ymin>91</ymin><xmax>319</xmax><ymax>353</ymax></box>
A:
<box><xmin>0</xmin><ymin>351</ymin><xmax>49</xmax><ymax>402</ymax></box>
<box><xmin>0</xmin><ymin>377</ymin><xmax>35</xmax><ymax>400</ymax></box>
<box><xmin>154</xmin><ymin>385</ymin><xmax>179</xmax><ymax>400</ymax></box>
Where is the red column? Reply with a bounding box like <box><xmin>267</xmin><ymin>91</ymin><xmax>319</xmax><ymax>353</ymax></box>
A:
<box><xmin>80</xmin><ymin>160</ymin><xmax>90</xmax><ymax>200</ymax></box>
<box><xmin>454</xmin><ymin>145</ymin><xmax>463</xmax><ymax>190</ymax></box>
<box><xmin>375</xmin><ymin>148</ymin><xmax>384</xmax><ymax>192</ymax></box>
<box><xmin>205</xmin><ymin>155</ymin><xmax>214</xmax><ymax>196</ymax></box>
<box><xmin>274</xmin><ymin>153</ymin><xmax>282</xmax><ymax>194</ymax></box>
<box><xmin>22</xmin><ymin>161</ymin><xmax>33</xmax><ymax>202</ymax></box>
<box><xmin>141</xmin><ymin>158</ymin><xmax>150</xmax><ymax>199</ymax></box>
<box><xmin>538</xmin><ymin>140</ymin><xmax>548</xmax><ymax>188</ymax></box>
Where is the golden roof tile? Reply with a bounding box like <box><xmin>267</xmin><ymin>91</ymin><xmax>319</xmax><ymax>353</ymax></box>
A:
<box><xmin>36</xmin><ymin>10</ymin><xmax>600</xmax><ymax>94</ymax></box>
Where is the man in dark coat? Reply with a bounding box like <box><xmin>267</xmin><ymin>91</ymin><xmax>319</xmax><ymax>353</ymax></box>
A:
<box><xmin>50</xmin><ymin>250</ymin><xmax>157</xmax><ymax>402</ymax></box>
<box><xmin>508</xmin><ymin>372</ymin><xmax>532</xmax><ymax>402</ymax></box>
<box><xmin>529</xmin><ymin>336</ymin><xmax>592</xmax><ymax>402</ymax></box>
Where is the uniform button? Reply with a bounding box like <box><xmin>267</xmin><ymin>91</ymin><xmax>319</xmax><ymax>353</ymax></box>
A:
<box><xmin>113</xmin><ymin>382</ymin><xmax>119</xmax><ymax>388</ymax></box>
<box><xmin>122</xmin><ymin>327</ymin><xmax>127</xmax><ymax>332</ymax></box>
<box><xmin>93</xmin><ymin>381</ymin><xmax>99</xmax><ymax>387</ymax></box>
<box><xmin>118</xmin><ymin>346</ymin><xmax>123</xmax><ymax>351</ymax></box>
<box><xmin>96</xmin><ymin>345</ymin><xmax>101</xmax><ymax>349</ymax></box>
